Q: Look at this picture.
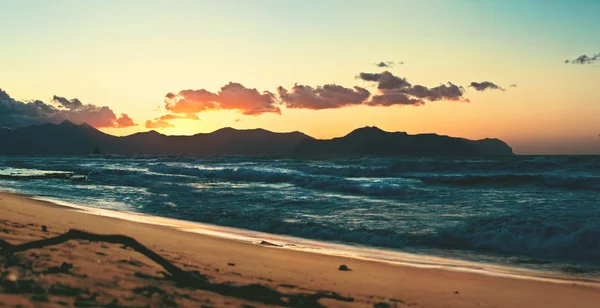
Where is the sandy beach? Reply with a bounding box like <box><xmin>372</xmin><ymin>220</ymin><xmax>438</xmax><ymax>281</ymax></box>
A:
<box><xmin>1</xmin><ymin>192</ymin><xmax>599</xmax><ymax>307</ymax></box>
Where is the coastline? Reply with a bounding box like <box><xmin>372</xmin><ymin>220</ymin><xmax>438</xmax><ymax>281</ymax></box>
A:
<box><xmin>28</xmin><ymin>194</ymin><xmax>600</xmax><ymax>286</ymax></box>
<box><xmin>2</xmin><ymin>191</ymin><xmax>600</xmax><ymax>307</ymax></box>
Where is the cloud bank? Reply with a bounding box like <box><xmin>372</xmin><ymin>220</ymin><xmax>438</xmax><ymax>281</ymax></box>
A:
<box><xmin>0</xmin><ymin>89</ymin><xmax>136</xmax><ymax>129</ymax></box>
<box><xmin>154</xmin><ymin>72</ymin><xmax>508</xmax><ymax>128</ymax></box>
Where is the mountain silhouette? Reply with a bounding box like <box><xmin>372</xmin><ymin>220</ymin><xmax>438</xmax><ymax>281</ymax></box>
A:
<box><xmin>0</xmin><ymin>122</ymin><xmax>513</xmax><ymax>156</ymax></box>
<box><xmin>292</xmin><ymin>126</ymin><xmax>513</xmax><ymax>156</ymax></box>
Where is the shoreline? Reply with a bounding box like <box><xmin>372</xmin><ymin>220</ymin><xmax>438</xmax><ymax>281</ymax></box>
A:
<box><xmin>2</xmin><ymin>191</ymin><xmax>600</xmax><ymax>307</ymax></box>
<box><xmin>14</xmin><ymin>192</ymin><xmax>600</xmax><ymax>287</ymax></box>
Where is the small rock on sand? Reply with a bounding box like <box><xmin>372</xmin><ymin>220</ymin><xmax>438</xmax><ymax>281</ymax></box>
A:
<box><xmin>41</xmin><ymin>225</ymin><xmax>48</xmax><ymax>232</ymax></box>
<box><xmin>228</xmin><ymin>263</ymin><xmax>235</xmax><ymax>266</ymax></box>
<box><xmin>338</xmin><ymin>264</ymin><xmax>351</xmax><ymax>271</ymax></box>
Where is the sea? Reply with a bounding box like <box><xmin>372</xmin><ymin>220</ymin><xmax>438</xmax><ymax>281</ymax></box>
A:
<box><xmin>1</xmin><ymin>155</ymin><xmax>599</xmax><ymax>282</ymax></box>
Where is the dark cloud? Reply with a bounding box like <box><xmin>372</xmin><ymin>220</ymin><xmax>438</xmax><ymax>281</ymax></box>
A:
<box><xmin>357</xmin><ymin>72</ymin><xmax>381</xmax><ymax>82</ymax></box>
<box><xmin>358</xmin><ymin>71</ymin><xmax>412</xmax><ymax>90</ymax></box>
<box><xmin>52</xmin><ymin>95</ymin><xmax>83</xmax><ymax>110</ymax></box>
<box><xmin>565</xmin><ymin>53</ymin><xmax>600</xmax><ymax>64</ymax></box>
<box><xmin>426</xmin><ymin>83</ymin><xmax>467</xmax><ymax>100</ymax></box>
<box><xmin>403</xmin><ymin>83</ymin><xmax>466</xmax><ymax>101</ymax></box>
<box><xmin>165</xmin><ymin>83</ymin><xmax>280</xmax><ymax>116</ymax></box>
<box><xmin>374</xmin><ymin>61</ymin><xmax>403</xmax><ymax>68</ymax></box>
<box><xmin>145</xmin><ymin>119</ymin><xmax>174</xmax><ymax>129</ymax></box>
<box><xmin>0</xmin><ymin>88</ymin><xmax>136</xmax><ymax>129</ymax></box>
<box><xmin>366</xmin><ymin>91</ymin><xmax>424</xmax><ymax>106</ymax></box>
<box><xmin>357</xmin><ymin>71</ymin><xmax>468</xmax><ymax>106</ymax></box>
<box><xmin>509</xmin><ymin>83</ymin><xmax>518</xmax><ymax>88</ymax></box>
<box><xmin>277</xmin><ymin>84</ymin><xmax>370</xmax><ymax>110</ymax></box>
<box><xmin>469</xmin><ymin>81</ymin><xmax>505</xmax><ymax>92</ymax></box>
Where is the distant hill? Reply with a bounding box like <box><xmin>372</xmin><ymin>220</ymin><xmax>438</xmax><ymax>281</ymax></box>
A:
<box><xmin>0</xmin><ymin>121</ymin><xmax>312</xmax><ymax>156</ymax></box>
<box><xmin>0</xmin><ymin>121</ymin><xmax>513</xmax><ymax>156</ymax></box>
<box><xmin>292</xmin><ymin>126</ymin><xmax>513</xmax><ymax>156</ymax></box>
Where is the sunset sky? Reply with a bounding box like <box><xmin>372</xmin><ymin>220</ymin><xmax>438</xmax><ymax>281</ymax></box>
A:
<box><xmin>1</xmin><ymin>0</ymin><xmax>599</xmax><ymax>154</ymax></box>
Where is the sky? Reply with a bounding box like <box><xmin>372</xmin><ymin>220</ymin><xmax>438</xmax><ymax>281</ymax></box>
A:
<box><xmin>0</xmin><ymin>0</ymin><xmax>599</xmax><ymax>154</ymax></box>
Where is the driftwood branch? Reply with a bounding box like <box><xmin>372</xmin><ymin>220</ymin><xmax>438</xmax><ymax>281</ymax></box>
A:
<box><xmin>0</xmin><ymin>229</ymin><xmax>187</xmax><ymax>280</ymax></box>
<box><xmin>0</xmin><ymin>229</ymin><xmax>354</xmax><ymax>306</ymax></box>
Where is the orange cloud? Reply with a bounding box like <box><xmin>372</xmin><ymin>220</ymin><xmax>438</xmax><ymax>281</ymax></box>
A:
<box><xmin>165</xmin><ymin>89</ymin><xmax>218</xmax><ymax>114</ymax></box>
<box><xmin>145</xmin><ymin>119</ymin><xmax>174</xmax><ymax>129</ymax></box>
<box><xmin>115</xmin><ymin>114</ymin><xmax>136</xmax><ymax>128</ymax></box>
<box><xmin>143</xmin><ymin>113</ymin><xmax>200</xmax><ymax>129</ymax></box>
<box><xmin>165</xmin><ymin>82</ymin><xmax>280</xmax><ymax>116</ymax></box>
<box><xmin>159</xmin><ymin>114</ymin><xmax>200</xmax><ymax>121</ymax></box>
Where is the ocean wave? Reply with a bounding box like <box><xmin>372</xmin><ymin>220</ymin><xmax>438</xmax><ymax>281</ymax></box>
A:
<box><xmin>148</xmin><ymin>164</ymin><xmax>423</xmax><ymax>197</ymax></box>
<box><xmin>202</xmin><ymin>213</ymin><xmax>600</xmax><ymax>263</ymax></box>
<box><xmin>287</xmin><ymin>156</ymin><xmax>600</xmax><ymax>181</ymax></box>
<box><xmin>412</xmin><ymin>173</ymin><xmax>600</xmax><ymax>190</ymax></box>
<box><xmin>328</xmin><ymin>156</ymin><xmax>600</xmax><ymax>173</ymax></box>
<box><xmin>294</xmin><ymin>161</ymin><xmax>600</xmax><ymax>190</ymax></box>
<box><xmin>295</xmin><ymin>165</ymin><xmax>395</xmax><ymax>178</ymax></box>
<box><xmin>0</xmin><ymin>168</ymin><xmax>77</xmax><ymax>180</ymax></box>
<box><xmin>416</xmin><ymin>215</ymin><xmax>600</xmax><ymax>262</ymax></box>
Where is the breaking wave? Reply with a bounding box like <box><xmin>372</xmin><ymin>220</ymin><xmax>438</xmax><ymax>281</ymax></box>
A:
<box><xmin>148</xmin><ymin>164</ymin><xmax>423</xmax><ymax>197</ymax></box>
<box><xmin>416</xmin><ymin>215</ymin><xmax>600</xmax><ymax>262</ymax></box>
<box><xmin>0</xmin><ymin>168</ymin><xmax>81</xmax><ymax>180</ymax></box>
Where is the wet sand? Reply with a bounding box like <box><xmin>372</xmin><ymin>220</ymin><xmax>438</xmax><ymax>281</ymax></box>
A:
<box><xmin>1</xmin><ymin>191</ymin><xmax>599</xmax><ymax>307</ymax></box>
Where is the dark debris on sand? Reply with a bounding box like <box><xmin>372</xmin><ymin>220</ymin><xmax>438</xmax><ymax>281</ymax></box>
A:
<box><xmin>259</xmin><ymin>240</ymin><xmax>282</xmax><ymax>247</ymax></box>
<box><xmin>1</xmin><ymin>227</ymin><xmax>358</xmax><ymax>307</ymax></box>
<box><xmin>45</xmin><ymin>262</ymin><xmax>73</xmax><ymax>275</ymax></box>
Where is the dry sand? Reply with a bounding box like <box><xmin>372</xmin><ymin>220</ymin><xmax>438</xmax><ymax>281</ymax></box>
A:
<box><xmin>1</xmin><ymin>191</ymin><xmax>599</xmax><ymax>307</ymax></box>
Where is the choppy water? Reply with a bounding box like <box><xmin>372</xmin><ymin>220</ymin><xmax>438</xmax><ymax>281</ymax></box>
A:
<box><xmin>1</xmin><ymin>155</ymin><xmax>599</xmax><ymax>277</ymax></box>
